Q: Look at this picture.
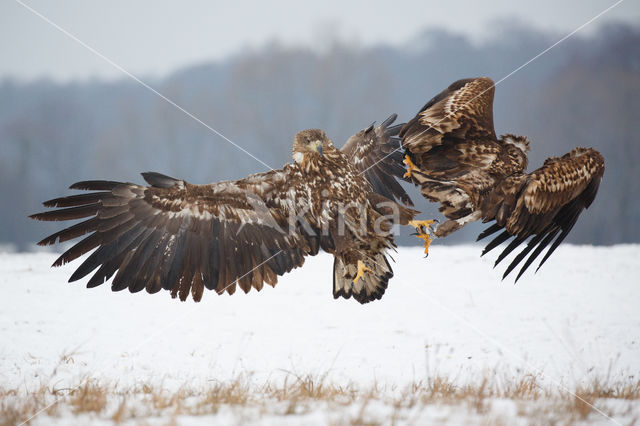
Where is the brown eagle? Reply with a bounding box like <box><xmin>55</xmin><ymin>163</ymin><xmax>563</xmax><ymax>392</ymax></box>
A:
<box><xmin>31</xmin><ymin>116</ymin><xmax>417</xmax><ymax>304</ymax></box>
<box><xmin>400</xmin><ymin>77</ymin><xmax>605</xmax><ymax>281</ymax></box>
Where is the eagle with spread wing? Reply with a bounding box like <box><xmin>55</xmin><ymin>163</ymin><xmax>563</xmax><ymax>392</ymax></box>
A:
<box><xmin>401</xmin><ymin>77</ymin><xmax>605</xmax><ymax>280</ymax></box>
<box><xmin>31</xmin><ymin>116</ymin><xmax>417</xmax><ymax>304</ymax></box>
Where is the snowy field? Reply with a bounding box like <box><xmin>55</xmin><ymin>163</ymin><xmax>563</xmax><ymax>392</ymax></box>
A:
<box><xmin>1</xmin><ymin>244</ymin><xmax>639</xmax><ymax>425</ymax></box>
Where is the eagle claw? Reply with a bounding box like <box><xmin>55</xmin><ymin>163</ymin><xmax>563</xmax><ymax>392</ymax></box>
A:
<box><xmin>403</xmin><ymin>155</ymin><xmax>418</xmax><ymax>178</ymax></box>
<box><xmin>409</xmin><ymin>219</ymin><xmax>437</xmax><ymax>256</ymax></box>
<box><xmin>353</xmin><ymin>260</ymin><xmax>372</xmax><ymax>284</ymax></box>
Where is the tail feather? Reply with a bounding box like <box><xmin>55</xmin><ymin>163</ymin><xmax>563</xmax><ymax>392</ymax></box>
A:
<box><xmin>333</xmin><ymin>253</ymin><xmax>392</xmax><ymax>304</ymax></box>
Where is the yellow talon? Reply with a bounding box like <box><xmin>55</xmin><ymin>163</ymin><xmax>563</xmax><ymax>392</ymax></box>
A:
<box><xmin>409</xmin><ymin>219</ymin><xmax>437</xmax><ymax>256</ymax></box>
<box><xmin>403</xmin><ymin>155</ymin><xmax>417</xmax><ymax>178</ymax></box>
<box><xmin>353</xmin><ymin>260</ymin><xmax>372</xmax><ymax>284</ymax></box>
<box><xmin>416</xmin><ymin>233</ymin><xmax>433</xmax><ymax>255</ymax></box>
<box><xmin>408</xmin><ymin>219</ymin><xmax>436</xmax><ymax>229</ymax></box>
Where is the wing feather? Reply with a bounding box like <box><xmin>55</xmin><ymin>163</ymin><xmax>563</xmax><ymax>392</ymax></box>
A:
<box><xmin>402</xmin><ymin>77</ymin><xmax>605</xmax><ymax>280</ymax></box>
<box><xmin>341</xmin><ymin>114</ymin><xmax>413</xmax><ymax>206</ymax></box>
<box><xmin>30</xmin><ymin>167</ymin><xmax>319</xmax><ymax>302</ymax></box>
<box><xmin>400</xmin><ymin>77</ymin><xmax>496</xmax><ymax>153</ymax></box>
<box><xmin>480</xmin><ymin>148</ymin><xmax>605</xmax><ymax>280</ymax></box>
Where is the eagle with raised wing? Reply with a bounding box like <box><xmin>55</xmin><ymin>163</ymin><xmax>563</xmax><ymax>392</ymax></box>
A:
<box><xmin>400</xmin><ymin>77</ymin><xmax>605</xmax><ymax>280</ymax></box>
<box><xmin>31</xmin><ymin>115</ymin><xmax>417</xmax><ymax>304</ymax></box>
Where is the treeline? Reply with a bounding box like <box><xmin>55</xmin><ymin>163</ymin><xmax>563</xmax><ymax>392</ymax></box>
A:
<box><xmin>1</xmin><ymin>22</ymin><xmax>638</xmax><ymax>250</ymax></box>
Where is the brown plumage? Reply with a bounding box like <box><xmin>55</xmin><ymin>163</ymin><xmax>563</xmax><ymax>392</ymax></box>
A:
<box><xmin>400</xmin><ymin>77</ymin><xmax>605</xmax><ymax>280</ymax></box>
<box><xmin>31</xmin><ymin>116</ymin><xmax>416</xmax><ymax>304</ymax></box>
<box><xmin>341</xmin><ymin>114</ymin><xmax>413</xmax><ymax>207</ymax></box>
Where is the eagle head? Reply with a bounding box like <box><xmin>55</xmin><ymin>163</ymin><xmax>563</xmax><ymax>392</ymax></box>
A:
<box><xmin>501</xmin><ymin>133</ymin><xmax>530</xmax><ymax>153</ymax></box>
<box><xmin>292</xmin><ymin>129</ymin><xmax>328</xmax><ymax>164</ymax></box>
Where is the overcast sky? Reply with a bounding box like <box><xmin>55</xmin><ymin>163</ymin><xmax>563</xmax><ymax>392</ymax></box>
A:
<box><xmin>1</xmin><ymin>0</ymin><xmax>637</xmax><ymax>82</ymax></box>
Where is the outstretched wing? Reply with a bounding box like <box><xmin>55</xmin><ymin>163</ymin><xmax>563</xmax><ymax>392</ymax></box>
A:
<box><xmin>478</xmin><ymin>147</ymin><xmax>605</xmax><ymax>281</ymax></box>
<box><xmin>400</xmin><ymin>77</ymin><xmax>496</xmax><ymax>153</ymax></box>
<box><xmin>30</xmin><ymin>169</ymin><xmax>323</xmax><ymax>301</ymax></box>
<box><xmin>400</xmin><ymin>78</ymin><xmax>501</xmax><ymax>221</ymax></box>
<box><xmin>341</xmin><ymin>114</ymin><xmax>413</xmax><ymax>206</ymax></box>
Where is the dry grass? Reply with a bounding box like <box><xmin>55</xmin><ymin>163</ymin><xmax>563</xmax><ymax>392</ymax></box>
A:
<box><xmin>0</xmin><ymin>384</ymin><xmax>57</xmax><ymax>426</ymax></box>
<box><xmin>68</xmin><ymin>380</ymin><xmax>108</xmax><ymax>414</ymax></box>
<box><xmin>1</xmin><ymin>372</ymin><xmax>639</xmax><ymax>425</ymax></box>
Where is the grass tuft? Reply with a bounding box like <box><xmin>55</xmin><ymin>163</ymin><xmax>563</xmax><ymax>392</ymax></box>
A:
<box><xmin>1</xmin><ymin>372</ymin><xmax>638</xmax><ymax>424</ymax></box>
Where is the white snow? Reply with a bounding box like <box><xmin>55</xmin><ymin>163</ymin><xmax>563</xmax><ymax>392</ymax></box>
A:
<box><xmin>1</xmin><ymin>244</ymin><xmax>639</xmax><ymax>424</ymax></box>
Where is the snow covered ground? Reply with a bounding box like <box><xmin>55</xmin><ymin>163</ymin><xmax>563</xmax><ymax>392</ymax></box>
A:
<box><xmin>1</xmin><ymin>244</ymin><xmax>639</xmax><ymax>425</ymax></box>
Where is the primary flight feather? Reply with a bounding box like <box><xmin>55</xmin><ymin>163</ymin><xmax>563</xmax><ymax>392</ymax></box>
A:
<box><xmin>31</xmin><ymin>116</ymin><xmax>417</xmax><ymax>304</ymax></box>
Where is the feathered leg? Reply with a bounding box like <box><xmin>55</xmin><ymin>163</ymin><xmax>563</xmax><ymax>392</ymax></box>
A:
<box><xmin>433</xmin><ymin>211</ymin><xmax>482</xmax><ymax>238</ymax></box>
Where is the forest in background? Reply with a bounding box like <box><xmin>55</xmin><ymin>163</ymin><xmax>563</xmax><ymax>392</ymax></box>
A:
<box><xmin>1</xmin><ymin>21</ymin><xmax>638</xmax><ymax>250</ymax></box>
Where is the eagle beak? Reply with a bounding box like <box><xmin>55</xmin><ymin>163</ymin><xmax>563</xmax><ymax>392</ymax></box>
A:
<box><xmin>312</xmin><ymin>140</ymin><xmax>323</xmax><ymax>156</ymax></box>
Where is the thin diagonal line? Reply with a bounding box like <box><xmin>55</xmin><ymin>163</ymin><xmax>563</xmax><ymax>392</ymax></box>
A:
<box><xmin>18</xmin><ymin>248</ymin><xmax>284</xmax><ymax>425</ymax></box>
<box><xmin>13</xmin><ymin>0</ymin><xmax>274</xmax><ymax>171</ymax></box>
<box><xmin>14</xmin><ymin>0</ymin><xmax>624</xmax><ymax>423</ymax></box>
<box><xmin>364</xmin><ymin>2</ymin><xmax>626</xmax><ymax>413</ymax></box>
<box><xmin>358</xmin><ymin>0</ymin><xmax>625</xmax><ymax>177</ymax></box>
<box><xmin>215</xmin><ymin>249</ymin><xmax>283</xmax><ymax>295</ymax></box>
<box><xmin>13</xmin><ymin>2</ymin><xmax>281</xmax><ymax>421</ymax></box>
<box><xmin>361</xmin><ymin>6</ymin><xmax>627</xmax><ymax>414</ymax></box>
<box><xmin>411</xmin><ymin>283</ymin><xmax>621</xmax><ymax>425</ymax></box>
<box><xmin>492</xmin><ymin>0</ymin><xmax>624</xmax><ymax>88</ymax></box>
<box><xmin>357</xmin><ymin>248</ymin><xmax>619</xmax><ymax>424</ymax></box>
